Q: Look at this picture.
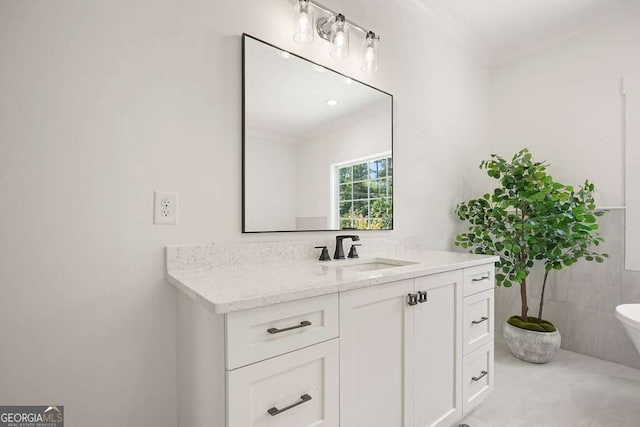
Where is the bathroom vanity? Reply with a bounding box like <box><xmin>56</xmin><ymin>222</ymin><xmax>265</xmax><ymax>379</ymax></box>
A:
<box><xmin>167</xmin><ymin>241</ymin><xmax>498</xmax><ymax>427</ymax></box>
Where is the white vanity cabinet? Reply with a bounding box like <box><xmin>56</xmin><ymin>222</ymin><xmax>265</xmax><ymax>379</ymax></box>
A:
<box><xmin>176</xmin><ymin>261</ymin><xmax>495</xmax><ymax>427</ymax></box>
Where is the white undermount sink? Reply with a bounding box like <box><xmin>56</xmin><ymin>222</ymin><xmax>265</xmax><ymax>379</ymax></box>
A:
<box><xmin>333</xmin><ymin>257</ymin><xmax>418</xmax><ymax>272</ymax></box>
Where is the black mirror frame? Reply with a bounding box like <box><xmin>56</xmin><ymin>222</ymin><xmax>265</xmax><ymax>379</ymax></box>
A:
<box><xmin>241</xmin><ymin>33</ymin><xmax>394</xmax><ymax>234</ymax></box>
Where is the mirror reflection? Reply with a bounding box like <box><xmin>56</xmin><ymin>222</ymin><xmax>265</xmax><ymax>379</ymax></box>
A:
<box><xmin>243</xmin><ymin>35</ymin><xmax>393</xmax><ymax>232</ymax></box>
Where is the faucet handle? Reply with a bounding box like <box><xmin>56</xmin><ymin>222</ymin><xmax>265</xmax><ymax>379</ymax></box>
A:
<box><xmin>347</xmin><ymin>244</ymin><xmax>362</xmax><ymax>259</ymax></box>
<box><xmin>314</xmin><ymin>246</ymin><xmax>331</xmax><ymax>261</ymax></box>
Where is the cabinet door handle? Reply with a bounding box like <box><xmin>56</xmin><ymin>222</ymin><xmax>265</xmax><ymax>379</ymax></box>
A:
<box><xmin>472</xmin><ymin>275</ymin><xmax>490</xmax><ymax>282</ymax></box>
<box><xmin>472</xmin><ymin>370</ymin><xmax>488</xmax><ymax>381</ymax></box>
<box><xmin>267</xmin><ymin>394</ymin><xmax>312</xmax><ymax>416</ymax></box>
<box><xmin>407</xmin><ymin>293</ymin><xmax>419</xmax><ymax>306</ymax></box>
<box><xmin>417</xmin><ymin>291</ymin><xmax>428</xmax><ymax>303</ymax></box>
<box><xmin>267</xmin><ymin>321</ymin><xmax>312</xmax><ymax>334</ymax></box>
<box><xmin>472</xmin><ymin>316</ymin><xmax>489</xmax><ymax>325</ymax></box>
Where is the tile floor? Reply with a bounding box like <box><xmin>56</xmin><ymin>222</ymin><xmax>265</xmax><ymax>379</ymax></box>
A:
<box><xmin>460</xmin><ymin>341</ymin><xmax>640</xmax><ymax>427</ymax></box>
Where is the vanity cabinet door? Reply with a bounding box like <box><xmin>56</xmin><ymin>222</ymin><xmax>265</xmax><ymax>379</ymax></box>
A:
<box><xmin>413</xmin><ymin>270</ymin><xmax>463</xmax><ymax>427</ymax></box>
<box><xmin>339</xmin><ymin>279</ymin><xmax>415</xmax><ymax>427</ymax></box>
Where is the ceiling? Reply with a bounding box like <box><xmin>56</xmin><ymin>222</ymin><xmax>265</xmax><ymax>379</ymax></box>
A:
<box><xmin>429</xmin><ymin>0</ymin><xmax>640</xmax><ymax>65</ymax></box>
<box><xmin>245</xmin><ymin>37</ymin><xmax>390</xmax><ymax>140</ymax></box>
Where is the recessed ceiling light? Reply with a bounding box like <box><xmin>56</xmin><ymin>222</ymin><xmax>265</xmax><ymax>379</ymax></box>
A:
<box><xmin>343</xmin><ymin>77</ymin><xmax>352</xmax><ymax>85</ymax></box>
<box><xmin>277</xmin><ymin>50</ymin><xmax>291</xmax><ymax>59</ymax></box>
<box><xmin>327</xmin><ymin>99</ymin><xmax>338</xmax><ymax>106</ymax></box>
<box><xmin>313</xmin><ymin>65</ymin><xmax>326</xmax><ymax>73</ymax></box>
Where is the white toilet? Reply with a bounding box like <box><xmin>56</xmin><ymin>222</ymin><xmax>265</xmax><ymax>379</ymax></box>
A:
<box><xmin>616</xmin><ymin>304</ymin><xmax>640</xmax><ymax>354</ymax></box>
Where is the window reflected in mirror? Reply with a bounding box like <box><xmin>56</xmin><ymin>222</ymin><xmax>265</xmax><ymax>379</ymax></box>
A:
<box><xmin>337</xmin><ymin>156</ymin><xmax>392</xmax><ymax>230</ymax></box>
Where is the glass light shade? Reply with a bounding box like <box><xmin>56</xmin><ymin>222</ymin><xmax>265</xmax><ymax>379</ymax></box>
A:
<box><xmin>293</xmin><ymin>0</ymin><xmax>314</xmax><ymax>43</ymax></box>
<box><xmin>361</xmin><ymin>32</ymin><xmax>379</xmax><ymax>73</ymax></box>
<box><xmin>330</xmin><ymin>16</ymin><xmax>349</xmax><ymax>59</ymax></box>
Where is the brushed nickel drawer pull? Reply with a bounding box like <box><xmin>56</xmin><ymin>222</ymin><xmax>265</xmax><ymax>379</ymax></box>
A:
<box><xmin>472</xmin><ymin>370</ymin><xmax>488</xmax><ymax>381</ymax></box>
<box><xmin>267</xmin><ymin>394</ymin><xmax>312</xmax><ymax>416</ymax></box>
<box><xmin>472</xmin><ymin>316</ymin><xmax>489</xmax><ymax>325</ymax></box>
<box><xmin>267</xmin><ymin>321</ymin><xmax>312</xmax><ymax>334</ymax></box>
<box><xmin>472</xmin><ymin>275</ymin><xmax>490</xmax><ymax>282</ymax></box>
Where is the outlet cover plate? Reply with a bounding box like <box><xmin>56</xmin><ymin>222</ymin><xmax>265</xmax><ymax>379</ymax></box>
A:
<box><xmin>154</xmin><ymin>191</ymin><xmax>178</xmax><ymax>225</ymax></box>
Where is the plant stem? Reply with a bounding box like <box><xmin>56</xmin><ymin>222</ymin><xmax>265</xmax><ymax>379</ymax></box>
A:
<box><xmin>537</xmin><ymin>269</ymin><xmax>550</xmax><ymax>321</ymax></box>
<box><xmin>520</xmin><ymin>277</ymin><xmax>529</xmax><ymax>322</ymax></box>
<box><xmin>519</xmin><ymin>207</ymin><xmax>529</xmax><ymax>322</ymax></box>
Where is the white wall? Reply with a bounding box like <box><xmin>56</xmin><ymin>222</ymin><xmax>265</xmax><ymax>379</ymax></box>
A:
<box><xmin>245</xmin><ymin>130</ymin><xmax>297</xmax><ymax>231</ymax></box>
<box><xmin>0</xmin><ymin>0</ymin><xmax>490</xmax><ymax>425</ymax></box>
<box><xmin>490</xmin><ymin>14</ymin><xmax>640</xmax><ymax>206</ymax></box>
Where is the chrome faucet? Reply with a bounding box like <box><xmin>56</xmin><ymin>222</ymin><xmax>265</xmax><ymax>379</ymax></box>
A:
<box><xmin>334</xmin><ymin>235</ymin><xmax>360</xmax><ymax>260</ymax></box>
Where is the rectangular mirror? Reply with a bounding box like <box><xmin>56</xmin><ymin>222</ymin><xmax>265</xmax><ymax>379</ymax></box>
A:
<box><xmin>242</xmin><ymin>34</ymin><xmax>393</xmax><ymax>233</ymax></box>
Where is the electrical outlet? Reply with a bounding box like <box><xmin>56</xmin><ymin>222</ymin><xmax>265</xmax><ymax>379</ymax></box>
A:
<box><xmin>154</xmin><ymin>191</ymin><xmax>178</xmax><ymax>225</ymax></box>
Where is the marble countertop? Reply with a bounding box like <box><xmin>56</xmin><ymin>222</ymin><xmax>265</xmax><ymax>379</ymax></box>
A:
<box><xmin>167</xmin><ymin>248</ymin><xmax>499</xmax><ymax>314</ymax></box>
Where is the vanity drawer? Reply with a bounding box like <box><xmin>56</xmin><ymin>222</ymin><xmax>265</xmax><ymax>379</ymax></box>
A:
<box><xmin>227</xmin><ymin>339</ymin><xmax>339</xmax><ymax>427</ymax></box>
<box><xmin>226</xmin><ymin>294</ymin><xmax>339</xmax><ymax>370</ymax></box>
<box><xmin>463</xmin><ymin>289</ymin><xmax>494</xmax><ymax>355</ymax></box>
<box><xmin>463</xmin><ymin>264</ymin><xmax>495</xmax><ymax>297</ymax></box>
<box><xmin>462</xmin><ymin>341</ymin><xmax>494</xmax><ymax>415</ymax></box>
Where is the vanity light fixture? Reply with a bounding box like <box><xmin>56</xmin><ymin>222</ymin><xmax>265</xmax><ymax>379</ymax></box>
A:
<box><xmin>292</xmin><ymin>0</ymin><xmax>380</xmax><ymax>72</ymax></box>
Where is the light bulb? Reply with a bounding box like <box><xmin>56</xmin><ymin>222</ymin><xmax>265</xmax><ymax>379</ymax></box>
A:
<box><xmin>330</xmin><ymin>14</ymin><xmax>349</xmax><ymax>59</ymax></box>
<box><xmin>361</xmin><ymin>31</ymin><xmax>379</xmax><ymax>73</ymax></box>
<box><xmin>293</xmin><ymin>0</ymin><xmax>314</xmax><ymax>43</ymax></box>
<box><xmin>364</xmin><ymin>46</ymin><xmax>375</xmax><ymax>64</ymax></box>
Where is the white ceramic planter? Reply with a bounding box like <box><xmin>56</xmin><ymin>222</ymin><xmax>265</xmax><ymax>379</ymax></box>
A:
<box><xmin>503</xmin><ymin>320</ymin><xmax>561</xmax><ymax>364</ymax></box>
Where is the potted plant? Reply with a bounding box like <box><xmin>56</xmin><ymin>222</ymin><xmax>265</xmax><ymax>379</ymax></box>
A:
<box><xmin>454</xmin><ymin>149</ymin><xmax>607</xmax><ymax>363</ymax></box>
